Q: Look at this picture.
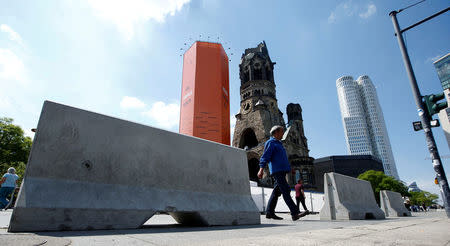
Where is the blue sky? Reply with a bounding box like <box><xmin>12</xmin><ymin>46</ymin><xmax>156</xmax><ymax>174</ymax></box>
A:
<box><xmin>1</xmin><ymin>0</ymin><xmax>449</xmax><ymax>200</ymax></box>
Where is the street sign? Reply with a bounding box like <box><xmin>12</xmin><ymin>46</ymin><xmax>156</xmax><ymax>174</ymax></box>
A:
<box><xmin>412</xmin><ymin>119</ymin><xmax>440</xmax><ymax>131</ymax></box>
<box><xmin>413</xmin><ymin>121</ymin><xmax>423</xmax><ymax>131</ymax></box>
<box><xmin>432</xmin><ymin>119</ymin><xmax>441</xmax><ymax>127</ymax></box>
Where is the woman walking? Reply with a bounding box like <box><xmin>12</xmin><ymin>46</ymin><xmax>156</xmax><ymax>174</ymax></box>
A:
<box><xmin>0</xmin><ymin>167</ymin><xmax>19</xmax><ymax>209</ymax></box>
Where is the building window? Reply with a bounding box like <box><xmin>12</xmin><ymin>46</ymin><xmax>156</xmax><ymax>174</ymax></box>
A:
<box><xmin>301</xmin><ymin>169</ymin><xmax>309</xmax><ymax>184</ymax></box>
<box><xmin>295</xmin><ymin>170</ymin><xmax>300</xmax><ymax>182</ymax></box>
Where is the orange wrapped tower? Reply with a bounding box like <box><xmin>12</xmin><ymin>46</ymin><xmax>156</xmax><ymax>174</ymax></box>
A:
<box><xmin>179</xmin><ymin>41</ymin><xmax>230</xmax><ymax>145</ymax></box>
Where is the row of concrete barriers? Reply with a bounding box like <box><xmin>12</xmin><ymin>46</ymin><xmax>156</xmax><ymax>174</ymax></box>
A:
<box><xmin>320</xmin><ymin>172</ymin><xmax>411</xmax><ymax>220</ymax></box>
<box><xmin>250</xmin><ymin>173</ymin><xmax>411</xmax><ymax>220</ymax></box>
<box><xmin>8</xmin><ymin>102</ymin><xmax>410</xmax><ymax>232</ymax></box>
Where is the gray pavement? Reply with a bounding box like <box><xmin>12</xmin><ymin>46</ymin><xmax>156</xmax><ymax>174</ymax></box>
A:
<box><xmin>1</xmin><ymin>210</ymin><xmax>449</xmax><ymax>245</ymax></box>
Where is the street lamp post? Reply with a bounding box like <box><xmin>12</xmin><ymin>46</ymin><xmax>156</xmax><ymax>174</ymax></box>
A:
<box><xmin>389</xmin><ymin>10</ymin><xmax>450</xmax><ymax>218</ymax></box>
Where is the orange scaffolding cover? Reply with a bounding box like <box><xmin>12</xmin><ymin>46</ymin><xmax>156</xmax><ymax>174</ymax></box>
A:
<box><xmin>179</xmin><ymin>41</ymin><xmax>230</xmax><ymax>145</ymax></box>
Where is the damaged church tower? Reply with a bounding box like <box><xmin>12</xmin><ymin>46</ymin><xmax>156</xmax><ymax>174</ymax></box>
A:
<box><xmin>232</xmin><ymin>41</ymin><xmax>314</xmax><ymax>188</ymax></box>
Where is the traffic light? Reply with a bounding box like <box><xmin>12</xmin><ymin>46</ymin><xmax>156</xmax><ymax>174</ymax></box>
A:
<box><xmin>423</xmin><ymin>92</ymin><xmax>448</xmax><ymax>116</ymax></box>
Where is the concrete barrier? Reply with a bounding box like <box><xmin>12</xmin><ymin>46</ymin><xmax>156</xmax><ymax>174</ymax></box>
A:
<box><xmin>320</xmin><ymin>172</ymin><xmax>385</xmax><ymax>220</ymax></box>
<box><xmin>380</xmin><ymin>190</ymin><xmax>411</xmax><ymax>217</ymax></box>
<box><xmin>9</xmin><ymin>101</ymin><xmax>260</xmax><ymax>232</ymax></box>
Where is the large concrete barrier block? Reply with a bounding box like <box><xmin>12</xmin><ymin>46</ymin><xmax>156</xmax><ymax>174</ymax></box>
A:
<box><xmin>320</xmin><ymin>172</ymin><xmax>385</xmax><ymax>220</ymax></box>
<box><xmin>380</xmin><ymin>190</ymin><xmax>411</xmax><ymax>217</ymax></box>
<box><xmin>9</xmin><ymin>101</ymin><xmax>260</xmax><ymax>232</ymax></box>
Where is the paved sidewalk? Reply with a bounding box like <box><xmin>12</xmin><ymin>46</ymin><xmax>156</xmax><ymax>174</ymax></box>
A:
<box><xmin>0</xmin><ymin>210</ymin><xmax>449</xmax><ymax>245</ymax></box>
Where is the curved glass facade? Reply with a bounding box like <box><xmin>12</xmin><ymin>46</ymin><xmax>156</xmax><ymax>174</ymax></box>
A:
<box><xmin>336</xmin><ymin>75</ymin><xmax>400</xmax><ymax>179</ymax></box>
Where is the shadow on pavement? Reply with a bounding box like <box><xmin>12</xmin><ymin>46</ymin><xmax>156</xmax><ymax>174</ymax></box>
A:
<box><xmin>34</xmin><ymin>223</ymin><xmax>287</xmax><ymax>237</ymax></box>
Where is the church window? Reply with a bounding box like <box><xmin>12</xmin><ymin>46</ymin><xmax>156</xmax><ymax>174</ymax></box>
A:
<box><xmin>239</xmin><ymin>128</ymin><xmax>258</xmax><ymax>149</ymax></box>
<box><xmin>253</xmin><ymin>63</ymin><xmax>262</xmax><ymax>80</ymax></box>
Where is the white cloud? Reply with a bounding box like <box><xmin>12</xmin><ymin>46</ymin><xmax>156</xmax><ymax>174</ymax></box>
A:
<box><xmin>201</xmin><ymin>0</ymin><xmax>220</xmax><ymax>10</ymax></box>
<box><xmin>328</xmin><ymin>1</ymin><xmax>356</xmax><ymax>24</ymax></box>
<box><xmin>328</xmin><ymin>12</ymin><xmax>336</xmax><ymax>24</ymax></box>
<box><xmin>230</xmin><ymin>114</ymin><xmax>236</xmax><ymax>130</ymax></box>
<box><xmin>328</xmin><ymin>1</ymin><xmax>376</xmax><ymax>23</ymax></box>
<box><xmin>120</xmin><ymin>96</ymin><xmax>146</xmax><ymax>109</ymax></box>
<box><xmin>0</xmin><ymin>26</ymin><xmax>38</xmax><ymax>139</ymax></box>
<box><xmin>230</xmin><ymin>114</ymin><xmax>236</xmax><ymax>143</ymax></box>
<box><xmin>0</xmin><ymin>48</ymin><xmax>26</xmax><ymax>82</ymax></box>
<box><xmin>341</xmin><ymin>1</ymin><xmax>355</xmax><ymax>16</ymax></box>
<box><xmin>0</xmin><ymin>95</ymin><xmax>11</xmax><ymax>109</ymax></box>
<box><xmin>359</xmin><ymin>3</ymin><xmax>376</xmax><ymax>19</ymax></box>
<box><xmin>87</xmin><ymin>0</ymin><xmax>191</xmax><ymax>40</ymax></box>
<box><xmin>142</xmin><ymin>101</ymin><xmax>180</xmax><ymax>130</ymax></box>
<box><xmin>0</xmin><ymin>24</ymin><xmax>23</xmax><ymax>45</ymax></box>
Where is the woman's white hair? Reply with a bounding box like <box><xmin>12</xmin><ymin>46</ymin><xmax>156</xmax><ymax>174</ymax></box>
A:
<box><xmin>8</xmin><ymin>167</ymin><xmax>16</xmax><ymax>174</ymax></box>
<box><xmin>270</xmin><ymin>125</ymin><xmax>284</xmax><ymax>136</ymax></box>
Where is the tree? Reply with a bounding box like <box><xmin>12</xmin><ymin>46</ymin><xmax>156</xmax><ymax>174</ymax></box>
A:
<box><xmin>409</xmin><ymin>191</ymin><xmax>439</xmax><ymax>206</ymax></box>
<box><xmin>358</xmin><ymin>170</ymin><xmax>409</xmax><ymax>204</ymax></box>
<box><xmin>0</xmin><ymin>117</ymin><xmax>32</xmax><ymax>184</ymax></box>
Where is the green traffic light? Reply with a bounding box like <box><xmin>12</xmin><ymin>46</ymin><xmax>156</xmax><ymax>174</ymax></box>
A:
<box><xmin>423</xmin><ymin>92</ymin><xmax>448</xmax><ymax>116</ymax></box>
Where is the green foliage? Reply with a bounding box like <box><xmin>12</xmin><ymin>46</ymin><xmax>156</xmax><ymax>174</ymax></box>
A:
<box><xmin>409</xmin><ymin>191</ymin><xmax>439</xmax><ymax>206</ymax></box>
<box><xmin>1</xmin><ymin>117</ymin><xmax>32</xmax><ymax>164</ymax></box>
<box><xmin>358</xmin><ymin>170</ymin><xmax>409</xmax><ymax>204</ymax></box>
<box><xmin>0</xmin><ymin>117</ymin><xmax>32</xmax><ymax>185</ymax></box>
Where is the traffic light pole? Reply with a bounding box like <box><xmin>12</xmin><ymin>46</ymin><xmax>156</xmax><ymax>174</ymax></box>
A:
<box><xmin>389</xmin><ymin>10</ymin><xmax>450</xmax><ymax>218</ymax></box>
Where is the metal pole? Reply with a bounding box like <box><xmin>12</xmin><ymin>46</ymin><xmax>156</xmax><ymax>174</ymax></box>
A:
<box><xmin>389</xmin><ymin>10</ymin><xmax>450</xmax><ymax>218</ymax></box>
<box><xmin>400</xmin><ymin>7</ymin><xmax>449</xmax><ymax>34</ymax></box>
<box><xmin>261</xmin><ymin>187</ymin><xmax>265</xmax><ymax>213</ymax></box>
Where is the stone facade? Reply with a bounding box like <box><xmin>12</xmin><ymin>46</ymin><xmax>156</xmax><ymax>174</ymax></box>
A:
<box><xmin>232</xmin><ymin>41</ymin><xmax>314</xmax><ymax>188</ymax></box>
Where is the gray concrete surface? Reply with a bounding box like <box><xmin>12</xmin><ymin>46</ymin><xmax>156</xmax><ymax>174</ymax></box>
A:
<box><xmin>1</xmin><ymin>210</ymin><xmax>449</xmax><ymax>245</ymax></box>
<box><xmin>380</xmin><ymin>190</ymin><xmax>411</xmax><ymax>217</ymax></box>
<box><xmin>320</xmin><ymin>173</ymin><xmax>385</xmax><ymax>220</ymax></box>
<box><xmin>9</xmin><ymin>101</ymin><xmax>260</xmax><ymax>232</ymax></box>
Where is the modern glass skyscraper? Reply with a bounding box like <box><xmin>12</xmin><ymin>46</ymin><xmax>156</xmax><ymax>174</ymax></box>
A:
<box><xmin>336</xmin><ymin>75</ymin><xmax>400</xmax><ymax>179</ymax></box>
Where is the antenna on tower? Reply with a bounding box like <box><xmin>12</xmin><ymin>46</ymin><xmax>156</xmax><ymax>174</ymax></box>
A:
<box><xmin>179</xmin><ymin>35</ymin><xmax>234</xmax><ymax>60</ymax></box>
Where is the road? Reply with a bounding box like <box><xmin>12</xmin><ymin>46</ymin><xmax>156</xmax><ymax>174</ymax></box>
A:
<box><xmin>0</xmin><ymin>210</ymin><xmax>449</xmax><ymax>245</ymax></box>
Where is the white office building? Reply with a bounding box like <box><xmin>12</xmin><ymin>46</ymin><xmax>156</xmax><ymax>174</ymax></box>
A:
<box><xmin>336</xmin><ymin>75</ymin><xmax>400</xmax><ymax>179</ymax></box>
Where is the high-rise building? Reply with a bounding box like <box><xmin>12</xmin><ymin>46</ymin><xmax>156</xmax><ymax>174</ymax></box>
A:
<box><xmin>434</xmin><ymin>53</ymin><xmax>450</xmax><ymax>91</ymax></box>
<box><xmin>434</xmin><ymin>53</ymin><xmax>450</xmax><ymax>150</ymax></box>
<box><xmin>408</xmin><ymin>182</ymin><xmax>421</xmax><ymax>193</ymax></box>
<box><xmin>179</xmin><ymin>41</ymin><xmax>230</xmax><ymax>145</ymax></box>
<box><xmin>336</xmin><ymin>75</ymin><xmax>400</xmax><ymax>179</ymax></box>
